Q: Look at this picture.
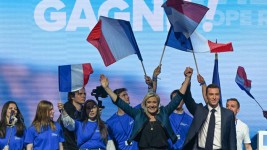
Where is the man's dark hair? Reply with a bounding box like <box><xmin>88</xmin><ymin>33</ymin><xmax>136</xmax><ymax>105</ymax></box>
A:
<box><xmin>68</xmin><ymin>91</ymin><xmax>76</xmax><ymax>102</ymax></box>
<box><xmin>206</xmin><ymin>84</ymin><xmax>220</xmax><ymax>96</ymax></box>
<box><xmin>170</xmin><ymin>89</ymin><xmax>179</xmax><ymax>100</ymax></box>
<box><xmin>67</xmin><ymin>89</ymin><xmax>83</xmax><ymax>102</ymax></box>
<box><xmin>113</xmin><ymin>88</ymin><xmax>127</xmax><ymax>96</ymax></box>
<box><xmin>227</xmin><ymin>98</ymin><xmax>240</xmax><ymax>109</ymax></box>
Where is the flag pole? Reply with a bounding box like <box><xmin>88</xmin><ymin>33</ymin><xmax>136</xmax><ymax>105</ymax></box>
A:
<box><xmin>215</xmin><ymin>52</ymin><xmax>218</xmax><ymax>59</ymax></box>
<box><xmin>213</xmin><ymin>52</ymin><xmax>222</xmax><ymax>107</ymax></box>
<box><xmin>58</xmin><ymin>91</ymin><xmax>63</xmax><ymax>113</ymax></box>
<box><xmin>140</xmin><ymin>61</ymin><xmax>147</xmax><ymax>76</ymax></box>
<box><xmin>58</xmin><ymin>69</ymin><xmax>62</xmax><ymax>104</ymax></box>
<box><xmin>58</xmin><ymin>92</ymin><xmax>62</xmax><ymax>103</ymax></box>
<box><xmin>192</xmin><ymin>49</ymin><xmax>200</xmax><ymax>75</ymax></box>
<box><xmin>159</xmin><ymin>45</ymin><xmax>166</xmax><ymax>66</ymax></box>
<box><xmin>253</xmin><ymin>98</ymin><xmax>264</xmax><ymax>111</ymax></box>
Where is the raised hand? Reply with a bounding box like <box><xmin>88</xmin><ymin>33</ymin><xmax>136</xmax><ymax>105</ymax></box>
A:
<box><xmin>145</xmin><ymin>75</ymin><xmax>153</xmax><ymax>86</ymax></box>
<box><xmin>197</xmin><ymin>74</ymin><xmax>208</xmax><ymax>103</ymax></box>
<box><xmin>184</xmin><ymin>67</ymin><xmax>193</xmax><ymax>78</ymax></box>
<box><xmin>153</xmin><ymin>65</ymin><xmax>161</xmax><ymax>77</ymax></box>
<box><xmin>58</xmin><ymin>102</ymin><xmax>64</xmax><ymax>112</ymax></box>
<box><xmin>179</xmin><ymin>67</ymin><xmax>193</xmax><ymax>94</ymax></box>
<box><xmin>197</xmin><ymin>74</ymin><xmax>205</xmax><ymax>84</ymax></box>
<box><xmin>100</xmin><ymin>74</ymin><xmax>109</xmax><ymax>89</ymax></box>
<box><xmin>99</xmin><ymin>74</ymin><xmax>118</xmax><ymax>102</ymax></box>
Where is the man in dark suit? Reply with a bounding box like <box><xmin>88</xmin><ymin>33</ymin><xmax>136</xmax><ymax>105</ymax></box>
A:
<box><xmin>182</xmin><ymin>83</ymin><xmax>236</xmax><ymax>150</ymax></box>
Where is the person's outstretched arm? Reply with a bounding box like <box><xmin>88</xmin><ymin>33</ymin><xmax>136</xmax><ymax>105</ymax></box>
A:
<box><xmin>180</xmin><ymin>67</ymin><xmax>193</xmax><ymax>94</ymax></box>
<box><xmin>100</xmin><ymin>74</ymin><xmax>138</xmax><ymax>118</ymax></box>
<box><xmin>164</xmin><ymin>67</ymin><xmax>193</xmax><ymax>114</ymax></box>
<box><xmin>152</xmin><ymin>64</ymin><xmax>161</xmax><ymax>93</ymax></box>
<box><xmin>57</xmin><ymin>102</ymin><xmax>75</xmax><ymax>131</ymax></box>
<box><xmin>197</xmin><ymin>74</ymin><xmax>208</xmax><ymax>103</ymax></box>
<box><xmin>145</xmin><ymin>75</ymin><xmax>153</xmax><ymax>92</ymax></box>
<box><xmin>100</xmin><ymin>74</ymin><xmax>118</xmax><ymax>102</ymax></box>
<box><xmin>145</xmin><ymin>64</ymin><xmax>161</xmax><ymax>93</ymax></box>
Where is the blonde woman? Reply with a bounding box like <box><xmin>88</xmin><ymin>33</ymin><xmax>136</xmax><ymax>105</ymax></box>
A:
<box><xmin>24</xmin><ymin>100</ymin><xmax>64</xmax><ymax>150</ymax></box>
<box><xmin>100</xmin><ymin>67</ymin><xmax>193</xmax><ymax>150</ymax></box>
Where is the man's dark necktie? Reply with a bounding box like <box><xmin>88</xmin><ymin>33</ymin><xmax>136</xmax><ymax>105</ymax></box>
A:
<box><xmin>205</xmin><ymin>109</ymin><xmax>216</xmax><ymax>150</ymax></box>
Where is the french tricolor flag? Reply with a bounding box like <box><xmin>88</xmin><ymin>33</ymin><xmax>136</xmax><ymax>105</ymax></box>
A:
<box><xmin>165</xmin><ymin>26</ymin><xmax>233</xmax><ymax>53</ymax></box>
<box><xmin>87</xmin><ymin>16</ymin><xmax>143</xmax><ymax>66</ymax></box>
<box><xmin>235</xmin><ymin>66</ymin><xmax>255</xmax><ymax>99</ymax></box>
<box><xmin>162</xmin><ymin>0</ymin><xmax>209</xmax><ymax>38</ymax></box>
<box><xmin>58</xmin><ymin>63</ymin><xmax>93</xmax><ymax>92</ymax></box>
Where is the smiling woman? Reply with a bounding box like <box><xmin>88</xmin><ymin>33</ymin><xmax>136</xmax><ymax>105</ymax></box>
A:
<box><xmin>141</xmin><ymin>92</ymin><xmax>160</xmax><ymax>116</ymax></box>
<box><xmin>100</xmin><ymin>67</ymin><xmax>193</xmax><ymax>149</ymax></box>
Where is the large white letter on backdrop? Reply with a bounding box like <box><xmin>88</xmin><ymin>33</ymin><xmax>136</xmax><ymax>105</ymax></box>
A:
<box><xmin>133</xmin><ymin>0</ymin><xmax>164</xmax><ymax>31</ymax></box>
<box><xmin>66</xmin><ymin>0</ymin><xmax>98</xmax><ymax>31</ymax></box>
<box><xmin>99</xmin><ymin>0</ymin><xmax>130</xmax><ymax>21</ymax></box>
<box><xmin>34</xmin><ymin>0</ymin><xmax>66</xmax><ymax>31</ymax></box>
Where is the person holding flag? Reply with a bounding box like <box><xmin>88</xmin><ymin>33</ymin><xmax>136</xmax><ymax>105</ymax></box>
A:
<box><xmin>58</xmin><ymin>99</ymin><xmax>115</xmax><ymax>149</ymax></box>
<box><xmin>58</xmin><ymin>88</ymin><xmax>86</xmax><ymax>150</ymax></box>
<box><xmin>145</xmin><ymin>65</ymin><xmax>193</xmax><ymax>150</ymax></box>
<box><xmin>146</xmin><ymin>62</ymin><xmax>193</xmax><ymax>150</ymax></box>
<box><xmin>100</xmin><ymin>67</ymin><xmax>192</xmax><ymax>150</ymax></box>
<box><xmin>57</xmin><ymin>63</ymin><xmax>93</xmax><ymax>150</ymax></box>
<box><xmin>105</xmin><ymin>65</ymin><xmax>161</xmax><ymax>150</ymax></box>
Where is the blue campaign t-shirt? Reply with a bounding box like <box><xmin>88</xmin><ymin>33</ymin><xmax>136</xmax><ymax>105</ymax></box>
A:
<box><xmin>106</xmin><ymin>113</ymin><xmax>138</xmax><ymax>150</ymax></box>
<box><xmin>0</xmin><ymin>126</ymin><xmax>26</xmax><ymax>150</ymax></box>
<box><xmin>74</xmin><ymin>120</ymin><xmax>106</xmax><ymax>149</ymax></box>
<box><xmin>24</xmin><ymin>122</ymin><xmax>64</xmax><ymax>150</ymax></box>
<box><xmin>168</xmin><ymin>112</ymin><xmax>193</xmax><ymax>150</ymax></box>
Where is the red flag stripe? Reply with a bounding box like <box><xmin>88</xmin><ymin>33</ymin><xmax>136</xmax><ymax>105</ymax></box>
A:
<box><xmin>208</xmin><ymin>40</ymin><xmax>233</xmax><ymax>53</ymax></box>
<box><xmin>82</xmin><ymin>63</ymin><xmax>93</xmax><ymax>87</ymax></box>
<box><xmin>87</xmin><ymin>20</ymin><xmax>116</xmax><ymax>66</ymax></box>
<box><xmin>237</xmin><ymin>66</ymin><xmax>252</xmax><ymax>87</ymax></box>
<box><xmin>166</xmin><ymin>0</ymin><xmax>208</xmax><ymax>23</ymax></box>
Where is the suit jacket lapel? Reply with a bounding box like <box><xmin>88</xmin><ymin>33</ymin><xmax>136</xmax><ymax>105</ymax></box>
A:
<box><xmin>187</xmin><ymin>105</ymin><xmax>209</xmax><ymax>144</ymax></box>
<box><xmin>220</xmin><ymin>108</ymin><xmax>227</xmax><ymax>145</ymax></box>
<box><xmin>198</xmin><ymin>105</ymin><xmax>209</xmax><ymax>132</ymax></box>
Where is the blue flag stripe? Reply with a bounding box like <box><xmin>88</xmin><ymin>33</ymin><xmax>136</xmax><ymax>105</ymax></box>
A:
<box><xmin>59</xmin><ymin>65</ymin><xmax>72</xmax><ymax>92</ymax></box>
<box><xmin>165</xmin><ymin>26</ymin><xmax>193</xmax><ymax>51</ymax></box>
<box><xmin>212</xmin><ymin>58</ymin><xmax>223</xmax><ymax>106</ymax></box>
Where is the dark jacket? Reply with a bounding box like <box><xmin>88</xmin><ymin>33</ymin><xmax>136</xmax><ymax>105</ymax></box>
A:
<box><xmin>113</xmin><ymin>91</ymin><xmax>184</xmax><ymax>144</ymax></box>
<box><xmin>57</xmin><ymin>101</ymin><xmax>82</xmax><ymax>150</ymax></box>
<box><xmin>182</xmin><ymin>85</ymin><xmax>237</xmax><ymax>150</ymax></box>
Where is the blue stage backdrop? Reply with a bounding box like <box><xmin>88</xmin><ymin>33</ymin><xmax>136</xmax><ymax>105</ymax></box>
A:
<box><xmin>0</xmin><ymin>0</ymin><xmax>267</xmax><ymax>142</ymax></box>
